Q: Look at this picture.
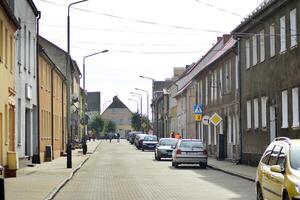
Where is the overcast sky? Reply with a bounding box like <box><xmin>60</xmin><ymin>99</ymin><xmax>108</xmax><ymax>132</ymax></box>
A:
<box><xmin>33</xmin><ymin>0</ymin><xmax>264</xmax><ymax>115</ymax></box>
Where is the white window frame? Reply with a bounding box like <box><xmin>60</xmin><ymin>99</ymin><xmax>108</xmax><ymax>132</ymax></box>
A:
<box><xmin>205</xmin><ymin>76</ymin><xmax>208</xmax><ymax>106</ymax></box>
<box><xmin>261</xmin><ymin>96</ymin><xmax>268</xmax><ymax>128</ymax></box>
<box><xmin>214</xmin><ymin>70</ymin><xmax>217</xmax><ymax>101</ymax></box>
<box><xmin>252</xmin><ymin>34</ymin><xmax>257</xmax><ymax>65</ymax></box>
<box><xmin>292</xmin><ymin>87</ymin><xmax>299</xmax><ymax>127</ymax></box>
<box><xmin>290</xmin><ymin>8</ymin><xmax>297</xmax><ymax>48</ymax></box>
<box><xmin>247</xmin><ymin>100</ymin><xmax>251</xmax><ymax>129</ymax></box>
<box><xmin>208</xmin><ymin>124</ymin><xmax>211</xmax><ymax>145</ymax></box>
<box><xmin>280</xmin><ymin>16</ymin><xmax>286</xmax><ymax>53</ymax></box>
<box><xmin>270</xmin><ymin>23</ymin><xmax>276</xmax><ymax>57</ymax></box>
<box><xmin>235</xmin><ymin>55</ymin><xmax>239</xmax><ymax>90</ymax></box>
<box><xmin>214</xmin><ymin>125</ymin><xmax>217</xmax><ymax>145</ymax></box>
<box><xmin>233</xmin><ymin>115</ymin><xmax>236</xmax><ymax>145</ymax></box>
<box><xmin>245</xmin><ymin>39</ymin><xmax>250</xmax><ymax>68</ymax></box>
<box><xmin>282</xmin><ymin>90</ymin><xmax>288</xmax><ymax>128</ymax></box>
<box><xmin>210</xmin><ymin>73</ymin><xmax>214</xmax><ymax>103</ymax></box>
<box><xmin>228</xmin><ymin>115</ymin><xmax>232</xmax><ymax>143</ymax></box>
<box><xmin>254</xmin><ymin>98</ymin><xmax>259</xmax><ymax>129</ymax></box>
<box><xmin>219</xmin><ymin>67</ymin><xmax>223</xmax><ymax>97</ymax></box>
<box><xmin>260</xmin><ymin>30</ymin><xmax>265</xmax><ymax>62</ymax></box>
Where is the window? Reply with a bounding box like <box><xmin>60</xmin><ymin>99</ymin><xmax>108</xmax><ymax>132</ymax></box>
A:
<box><xmin>24</xmin><ymin>25</ymin><xmax>27</xmax><ymax>69</ymax></box>
<box><xmin>260</xmin><ymin>30</ymin><xmax>265</xmax><ymax>62</ymax></box>
<box><xmin>199</xmin><ymin>80</ymin><xmax>203</xmax><ymax>104</ymax></box>
<box><xmin>10</xmin><ymin>35</ymin><xmax>13</xmax><ymax>73</ymax></box>
<box><xmin>214</xmin><ymin>125</ymin><xmax>217</xmax><ymax>145</ymax></box>
<box><xmin>214</xmin><ymin>70</ymin><xmax>217</xmax><ymax>101</ymax></box>
<box><xmin>269</xmin><ymin>145</ymin><xmax>282</xmax><ymax>166</ymax></box>
<box><xmin>228</xmin><ymin>115</ymin><xmax>232</xmax><ymax>143</ymax></box>
<box><xmin>233</xmin><ymin>115</ymin><xmax>236</xmax><ymax>145</ymax></box>
<box><xmin>208</xmin><ymin>124</ymin><xmax>211</xmax><ymax>145</ymax></box>
<box><xmin>261</xmin><ymin>96</ymin><xmax>268</xmax><ymax>128</ymax></box>
<box><xmin>280</xmin><ymin>16</ymin><xmax>286</xmax><ymax>53</ymax></box>
<box><xmin>225</xmin><ymin>61</ymin><xmax>231</xmax><ymax>92</ymax></box>
<box><xmin>290</xmin><ymin>8</ymin><xmax>297</xmax><ymax>47</ymax></box>
<box><xmin>270</xmin><ymin>24</ymin><xmax>276</xmax><ymax>57</ymax></box>
<box><xmin>4</xmin><ymin>28</ymin><xmax>7</xmax><ymax>67</ymax></box>
<box><xmin>292</xmin><ymin>87</ymin><xmax>299</xmax><ymax>127</ymax></box>
<box><xmin>252</xmin><ymin>34</ymin><xmax>257</xmax><ymax>65</ymax></box>
<box><xmin>254</xmin><ymin>98</ymin><xmax>259</xmax><ymax>128</ymax></box>
<box><xmin>247</xmin><ymin>100</ymin><xmax>251</xmax><ymax>129</ymax></box>
<box><xmin>28</xmin><ymin>31</ymin><xmax>31</xmax><ymax>72</ymax></box>
<box><xmin>235</xmin><ymin>55</ymin><xmax>239</xmax><ymax>89</ymax></box>
<box><xmin>205</xmin><ymin>76</ymin><xmax>208</xmax><ymax>106</ymax></box>
<box><xmin>17</xmin><ymin>19</ymin><xmax>21</xmax><ymax>72</ymax></box>
<box><xmin>210</xmin><ymin>72</ymin><xmax>213</xmax><ymax>103</ymax></box>
<box><xmin>282</xmin><ymin>90</ymin><xmax>288</xmax><ymax>128</ymax></box>
<box><xmin>245</xmin><ymin>39</ymin><xmax>250</xmax><ymax>68</ymax></box>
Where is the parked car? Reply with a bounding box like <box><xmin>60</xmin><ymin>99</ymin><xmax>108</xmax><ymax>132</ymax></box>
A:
<box><xmin>134</xmin><ymin>133</ymin><xmax>148</xmax><ymax>149</ymax></box>
<box><xmin>172</xmin><ymin>139</ymin><xmax>207</xmax><ymax>168</ymax></box>
<box><xmin>142</xmin><ymin>135</ymin><xmax>158</xmax><ymax>151</ymax></box>
<box><xmin>155</xmin><ymin>138</ymin><xmax>178</xmax><ymax>160</ymax></box>
<box><xmin>256</xmin><ymin>137</ymin><xmax>300</xmax><ymax>200</ymax></box>
<box><xmin>129</xmin><ymin>131</ymin><xmax>142</xmax><ymax>144</ymax></box>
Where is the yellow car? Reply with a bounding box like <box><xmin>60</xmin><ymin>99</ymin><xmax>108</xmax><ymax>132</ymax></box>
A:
<box><xmin>256</xmin><ymin>137</ymin><xmax>300</xmax><ymax>200</ymax></box>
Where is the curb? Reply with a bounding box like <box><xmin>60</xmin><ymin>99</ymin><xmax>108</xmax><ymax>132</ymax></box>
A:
<box><xmin>207</xmin><ymin>164</ymin><xmax>255</xmax><ymax>182</ymax></box>
<box><xmin>44</xmin><ymin>141</ymin><xmax>102</xmax><ymax>200</ymax></box>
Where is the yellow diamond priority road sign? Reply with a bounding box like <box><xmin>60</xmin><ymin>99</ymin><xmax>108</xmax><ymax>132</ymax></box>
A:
<box><xmin>210</xmin><ymin>113</ymin><xmax>222</xmax><ymax>126</ymax></box>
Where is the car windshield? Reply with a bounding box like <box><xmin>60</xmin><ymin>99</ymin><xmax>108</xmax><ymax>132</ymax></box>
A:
<box><xmin>159</xmin><ymin>139</ymin><xmax>178</xmax><ymax>146</ymax></box>
<box><xmin>179</xmin><ymin>141</ymin><xmax>204</xmax><ymax>148</ymax></box>
<box><xmin>290</xmin><ymin>145</ymin><xmax>300</xmax><ymax>170</ymax></box>
<box><xmin>144</xmin><ymin>136</ymin><xmax>157</xmax><ymax>141</ymax></box>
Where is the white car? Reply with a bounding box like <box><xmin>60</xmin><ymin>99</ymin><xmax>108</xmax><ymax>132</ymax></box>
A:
<box><xmin>172</xmin><ymin>139</ymin><xmax>207</xmax><ymax>168</ymax></box>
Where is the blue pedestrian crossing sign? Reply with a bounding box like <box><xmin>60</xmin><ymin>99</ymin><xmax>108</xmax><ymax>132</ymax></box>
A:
<box><xmin>193</xmin><ymin>104</ymin><xmax>203</xmax><ymax>114</ymax></box>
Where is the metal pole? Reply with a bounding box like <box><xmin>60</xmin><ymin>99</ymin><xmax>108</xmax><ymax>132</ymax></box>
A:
<box><xmin>131</xmin><ymin>92</ymin><xmax>142</xmax><ymax>115</ymax></box>
<box><xmin>0</xmin><ymin>166</ymin><xmax>4</xmax><ymax>200</ymax></box>
<box><xmin>135</xmin><ymin>88</ymin><xmax>149</xmax><ymax>119</ymax></box>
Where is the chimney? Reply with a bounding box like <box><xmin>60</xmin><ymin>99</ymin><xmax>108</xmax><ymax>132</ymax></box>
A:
<box><xmin>223</xmin><ymin>34</ymin><xmax>231</xmax><ymax>44</ymax></box>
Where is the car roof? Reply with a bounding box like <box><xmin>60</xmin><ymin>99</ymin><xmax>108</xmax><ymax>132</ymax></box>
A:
<box><xmin>159</xmin><ymin>138</ymin><xmax>178</xmax><ymax>140</ymax></box>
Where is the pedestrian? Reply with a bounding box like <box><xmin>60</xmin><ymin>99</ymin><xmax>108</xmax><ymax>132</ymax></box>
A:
<box><xmin>92</xmin><ymin>133</ymin><xmax>96</xmax><ymax>141</ymax></box>
<box><xmin>108</xmin><ymin>132</ymin><xmax>113</xmax><ymax>143</ymax></box>
<box><xmin>117</xmin><ymin>132</ymin><xmax>120</xmax><ymax>142</ymax></box>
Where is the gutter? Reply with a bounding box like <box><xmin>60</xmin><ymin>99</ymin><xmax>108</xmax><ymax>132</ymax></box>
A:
<box><xmin>237</xmin><ymin>38</ymin><xmax>243</xmax><ymax>163</ymax></box>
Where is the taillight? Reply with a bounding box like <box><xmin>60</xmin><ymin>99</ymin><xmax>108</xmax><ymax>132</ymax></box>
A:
<box><xmin>203</xmin><ymin>150</ymin><xmax>208</xmax><ymax>155</ymax></box>
<box><xmin>176</xmin><ymin>149</ymin><xmax>182</xmax><ymax>155</ymax></box>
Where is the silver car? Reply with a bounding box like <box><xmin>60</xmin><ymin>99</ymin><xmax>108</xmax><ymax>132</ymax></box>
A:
<box><xmin>172</xmin><ymin>139</ymin><xmax>207</xmax><ymax>168</ymax></box>
<box><xmin>155</xmin><ymin>138</ymin><xmax>178</xmax><ymax>160</ymax></box>
<box><xmin>142</xmin><ymin>135</ymin><xmax>158</xmax><ymax>151</ymax></box>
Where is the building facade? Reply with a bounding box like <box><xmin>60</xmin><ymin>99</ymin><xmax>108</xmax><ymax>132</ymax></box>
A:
<box><xmin>233</xmin><ymin>0</ymin><xmax>300</xmax><ymax>166</ymax></box>
<box><xmin>0</xmin><ymin>0</ymin><xmax>19</xmax><ymax>175</ymax></box>
<box><xmin>13</xmin><ymin>0</ymin><xmax>39</xmax><ymax>168</ymax></box>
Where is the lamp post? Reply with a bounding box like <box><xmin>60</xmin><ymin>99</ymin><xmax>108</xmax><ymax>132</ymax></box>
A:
<box><xmin>67</xmin><ymin>0</ymin><xmax>88</xmax><ymax>168</ymax></box>
<box><xmin>82</xmin><ymin>50</ymin><xmax>108</xmax><ymax>154</ymax></box>
<box><xmin>128</xmin><ymin>98</ymin><xmax>139</xmax><ymax>113</ymax></box>
<box><xmin>131</xmin><ymin>92</ymin><xmax>142</xmax><ymax>115</ymax></box>
<box><xmin>135</xmin><ymin>88</ymin><xmax>149</xmax><ymax>119</ymax></box>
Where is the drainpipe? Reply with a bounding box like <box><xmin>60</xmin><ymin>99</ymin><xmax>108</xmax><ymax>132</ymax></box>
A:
<box><xmin>34</xmin><ymin>11</ymin><xmax>41</xmax><ymax>164</ymax></box>
<box><xmin>237</xmin><ymin>37</ymin><xmax>243</xmax><ymax>163</ymax></box>
<box><xmin>51</xmin><ymin>67</ymin><xmax>55</xmax><ymax>160</ymax></box>
<box><xmin>62</xmin><ymin>79</ymin><xmax>67</xmax><ymax>152</ymax></box>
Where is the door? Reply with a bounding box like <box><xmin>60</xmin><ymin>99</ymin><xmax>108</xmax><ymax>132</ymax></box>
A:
<box><xmin>9</xmin><ymin>106</ymin><xmax>15</xmax><ymax>152</ymax></box>
<box><xmin>270</xmin><ymin>106</ymin><xmax>276</xmax><ymax>142</ymax></box>
<box><xmin>25</xmin><ymin>108</ymin><xmax>32</xmax><ymax>156</ymax></box>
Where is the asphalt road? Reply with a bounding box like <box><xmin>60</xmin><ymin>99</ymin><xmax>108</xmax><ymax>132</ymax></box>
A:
<box><xmin>54</xmin><ymin>140</ymin><xmax>255</xmax><ymax>200</ymax></box>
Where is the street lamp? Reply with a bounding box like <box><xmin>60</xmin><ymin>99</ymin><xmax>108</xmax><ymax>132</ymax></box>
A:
<box><xmin>82</xmin><ymin>50</ymin><xmax>108</xmax><ymax>154</ymax></box>
<box><xmin>135</xmin><ymin>88</ymin><xmax>149</xmax><ymax>119</ymax></box>
<box><xmin>128</xmin><ymin>98</ymin><xmax>139</xmax><ymax>113</ymax></box>
<box><xmin>131</xmin><ymin>92</ymin><xmax>142</xmax><ymax>115</ymax></box>
<box><xmin>67</xmin><ymin>0</ymin><xmax>88</xmax><ymax>169</ymax></box>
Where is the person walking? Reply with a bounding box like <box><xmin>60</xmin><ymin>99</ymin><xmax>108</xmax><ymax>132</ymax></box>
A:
<box><xmin>116</xmin><ymin>132</ymin><xmax>120</xmax><ymax>143</ymax></box>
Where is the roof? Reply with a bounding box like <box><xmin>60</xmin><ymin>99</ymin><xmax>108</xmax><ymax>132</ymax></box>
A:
<box><xmin>176</xmin><ymin>35</ymin><xmax>236</xmax><ymax>93</ymax></box>
<box><xmin>0</xmin><ymin>0</ymin><xmax>20</xmax><ymax>29</ymax></box>
<box><xmin>107</xmin><ymin>96</ymin><xmax>129</xmax><ymax>109</ymax></box>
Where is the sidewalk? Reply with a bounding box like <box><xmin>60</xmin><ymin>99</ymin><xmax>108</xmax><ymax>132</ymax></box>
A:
<box><xmin>208</xmin><ymin>157</ymin><xmax>256</xmax><ymax>182</ymax></box>
<box><xmin>4</xmin><ymin>140</ymin><xmax>101</xmax><ymax>200</ymax></box>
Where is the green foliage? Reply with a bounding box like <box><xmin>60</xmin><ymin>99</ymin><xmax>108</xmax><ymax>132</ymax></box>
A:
<box><xmin>131</xmin><ymin>112</ymin><xmax>151</xmax><ymax>132</ymax></box>
<box><xmin>105</xmin><ymin>120</ymin><xmax>116</xmax><ymax>133</ymax></box>
<box><xmin>88</xmin><ymin>115</ymin><xmax>104</xmax><ymax>138</ymax></box>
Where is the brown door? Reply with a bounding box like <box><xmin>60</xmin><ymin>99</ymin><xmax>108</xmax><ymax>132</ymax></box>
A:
<box><xmin>0</xmin><ymin>113</ymin><xmax>3</xmax><ymax>164</ymax></box>
<box><xmin>9</xmin><ymin>106</ymin><xmax>15</xmax><ymax>152</ymax></box>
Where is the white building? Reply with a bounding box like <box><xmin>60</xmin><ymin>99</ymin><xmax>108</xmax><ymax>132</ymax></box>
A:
<box><xmin>14</xmin><ymin>0</ymin><xmax>40</xmax><ymax>167</ymax></box>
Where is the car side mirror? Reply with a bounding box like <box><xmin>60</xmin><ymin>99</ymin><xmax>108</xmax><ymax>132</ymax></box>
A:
<box><xmin>270</xmin><ymin>165</ymin><xmax>285</xmax><ymax>173</ymax></box>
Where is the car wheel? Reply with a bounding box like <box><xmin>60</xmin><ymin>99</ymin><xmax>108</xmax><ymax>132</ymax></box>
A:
<box><xmin>200</xmin><ymin>162</ymin><xmax>207</xmax><ymax>169</ymax></box>
<box><xmin>283</xmin><ymin>191</ymin><xmax>289</xmax><ymax>200</ymax></box>
<box><xmin>174</xmin><ymin>162</ymin><xmax>179</xmax><ymax>168</ymax></box>
<box><xmin>256</xmin><ymin>184</ymin><xmax>263</xmax><ymax>200</ymax></box>
<box><xmin>155</xmin><ymin>153</ymin><xmax>158</xmax><ymax>160</ymax></box>
<box><xmin>157</xmin><ymin>155</ymin><xmax>161</xmax><ymax>161</ymax></box>
<box><xmin>142</xmin><ymin>148</ymin><xmax>144</xmax><ymax>151</ymax></box>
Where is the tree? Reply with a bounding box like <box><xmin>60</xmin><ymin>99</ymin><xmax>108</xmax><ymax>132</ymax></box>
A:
<box><xmin>141</xmin><ymin>115</ymin><xmax>151</xmax><ymax>133</ymax></box>
<box><xmin>88</xmin><ymin>115</ymin><xmax>104</xmax><ymax>138</ymax></box>
<box><xmin>105</xmin><ymin>120</ymin><xmax>116</xmax><ymax>133</ymax></box>
<box><xmin>131</xmin><ymin>112</ymin><xmax>142</xmax><ymax>131</ymax></box>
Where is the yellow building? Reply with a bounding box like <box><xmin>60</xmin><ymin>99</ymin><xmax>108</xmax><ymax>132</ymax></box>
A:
<box><xmin>0</xmin><ymin>1</ymin><xmax>20</xmax><ymax>175</ymax></box>
<box><xmin>38</xmin><ymin>48</ymin><xmax>67</xmax><ymax>162</ymax></box>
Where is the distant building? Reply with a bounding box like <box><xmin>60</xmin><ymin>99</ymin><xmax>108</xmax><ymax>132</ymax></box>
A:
<box><xmin>87</xmin><ymin>92</ymin><xmax>101</xmax><ymax>119</ymax></box>
<box><xmin>101</xmin><ymin>96</ymin><xmax>133</xmax><ymax>138</ymax></box>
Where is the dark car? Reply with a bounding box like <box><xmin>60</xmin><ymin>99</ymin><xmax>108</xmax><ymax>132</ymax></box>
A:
<box><xmin>134</xmin><ymin>133</ymin><xmax>148</xmax><ymax>149</ymax></box>
<box><xmin>155</xmin><ymin>138</ymin><xmax>178</xmax><ymax>160</ymax></box>
<box><xmin>129</xmin><ymin>132</ymin><xmax>142</xmax><ymax>144</ymax></box>
<box><xmin>142</xmin><ymin>135</ymin><xmax>158</xmax><ymax>151</ymax></box>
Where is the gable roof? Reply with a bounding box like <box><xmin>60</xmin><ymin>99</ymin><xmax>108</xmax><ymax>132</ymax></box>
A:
<box><xmin>102</xmin><ymin>96</ymin><xmax>132</xmax><ymax>115</ymax></box>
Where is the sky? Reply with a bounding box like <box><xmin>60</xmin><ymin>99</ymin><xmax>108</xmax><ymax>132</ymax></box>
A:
<box><xmin>33</xmin><ymin>0</ymin><xmax>264</xmax><ymax>115</ymax></box>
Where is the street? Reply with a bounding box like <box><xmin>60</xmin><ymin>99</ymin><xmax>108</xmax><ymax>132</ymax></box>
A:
<box><xmin>54</xmin><ymin>140</ymin><xmax>255</xmax><ymax>200</ymax></box>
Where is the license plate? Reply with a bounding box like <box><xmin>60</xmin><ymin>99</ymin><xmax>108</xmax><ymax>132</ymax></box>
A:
<box><xmin>188</xmin><ymin>152</ymin><xmax>201</xmax><ymax>155</ymax></box>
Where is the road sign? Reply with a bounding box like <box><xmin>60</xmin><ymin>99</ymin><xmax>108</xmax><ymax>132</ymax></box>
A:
<box><xmin>210</xmin><ymin>113</ymin><xmax>223</xmax><ymax>126</ymax></box>
<box><xmin>194</xmin><ymin>114</ymin><xmax>202</xmax><ymax>121</ymax></box>
<box><xmin>202</xmin><ymin>115</ymin><xmax>210</xmax><ymax>125</ymax></box>
<box><xmin>193</xmin><ymin>104</ymin><xmax>203</xmax><ymax>114</ymax></box>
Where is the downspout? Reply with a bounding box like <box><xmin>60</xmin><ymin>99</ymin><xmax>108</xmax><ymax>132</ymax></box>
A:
<box><xmin>51</xmin><ymin>64</ymin><xmax>55</xmax><ymax>160</ymax></box>
<box><xmin>237</xmin><ymin>37</ymin><xmax>243</xmax><ymax>164</ymax></box>
<box><xmin>62</xmin><ymin>78</ymin><xmax>67</xmax><ymax>152</ymax></box>
<box><xmin>34</xmin><ymin>11</ymin><xmax>41</xmax><ymax>164</ymax></box>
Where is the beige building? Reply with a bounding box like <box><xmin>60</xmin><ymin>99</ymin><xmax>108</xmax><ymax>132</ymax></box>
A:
<box><xmin>101</xmin><ymin>96</ymin><xmax>132</xmax><ymax>138</ymax></box>
<box><xmin>0</xmin><ymin>1</ymin><xmax>20</xmax><ymax>176</ymax></box>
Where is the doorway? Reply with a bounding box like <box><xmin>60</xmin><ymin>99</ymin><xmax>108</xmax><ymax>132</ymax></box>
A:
<box><xmin>25</xmin><ymin>108</ymin><xmax>31</xmax><ymax>156</ymax></box>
